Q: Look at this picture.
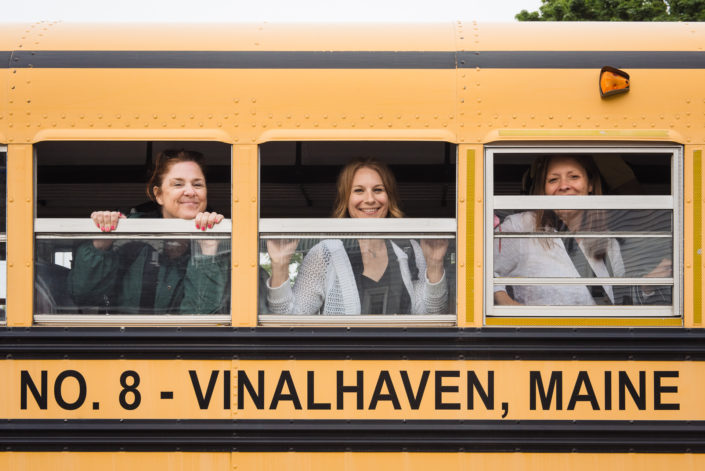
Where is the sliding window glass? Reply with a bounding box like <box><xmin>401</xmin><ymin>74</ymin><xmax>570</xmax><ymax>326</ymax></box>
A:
<box><xmin>486</xmin><ymin>145</ymin><xmax>680</xmax><ymax>318</ymax></box>
<box><xmin>34</xmin><ymin>141</ymin><xmax>231</xmax><ymax>324</ymax></box>
<box><xmin>259</xmin><ymin>141</ymin><xmax>457</xmax><ymax>325</ymax></box>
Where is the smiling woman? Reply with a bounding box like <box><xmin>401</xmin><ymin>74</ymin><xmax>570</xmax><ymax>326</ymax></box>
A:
<box><xmin>265</xmin><ymin>157</ymin><xmax>449</xmax><ymax>316</ymax></box>
<box><xmin>66</xmin><ymin>149</ymin><xmax>229</xmax><ymax>314</ymax></box>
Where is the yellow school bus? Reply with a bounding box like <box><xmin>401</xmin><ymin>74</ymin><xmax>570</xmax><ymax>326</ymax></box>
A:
<box><xmin>1</xmin><ymin>20</ymin><xmax>704</xmax><ymax>470</ymax></box>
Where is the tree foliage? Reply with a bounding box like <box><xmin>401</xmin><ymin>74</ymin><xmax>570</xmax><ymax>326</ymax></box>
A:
<box><xmin>516</xmin><ymin>0</ymin><xmax>705</xmax><ymax>21</ymax></box>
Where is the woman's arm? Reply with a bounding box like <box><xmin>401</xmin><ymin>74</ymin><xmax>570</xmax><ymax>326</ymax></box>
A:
<box><xmin>180</xmin><ymin>246</ymin><xmax>231</xmax><ymax>314</ymax></box>
<box><xmin>494</xmin><ymin>290</ymin><xmax>522</xmax><ymax>305</ymax></box>
<box><xmin>67</xmin><ymin>242</ymin><xmax>121</xmax><ymax>307</ymax></box>
<box><xmin>408</xmin><ymin>240</ymin><xmax>448</xmax><ymax>314</ymax></box>
<box><xmin>267</xmin><ymin>242</ymin><xmax>327</xmax><ymax>315</ymax></box>
<box><xmin>267</xmin><ymin>239</ymin><xmax>300</xmax><ymax>288</ymax></box>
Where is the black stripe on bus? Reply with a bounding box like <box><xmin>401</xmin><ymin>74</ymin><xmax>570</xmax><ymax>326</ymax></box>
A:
<box><xmin>458</xmin><ymin>50</ymin><xmax>705</xmax><ymax>69</ymax></box>
<box><xmin>3</xmin><ymin>50</ymin><xmax>705</xmax><ymax>69</ymax></box>
<box><xmin>0</xmin><ymin>51</ymin><xmax>10</xmax><ymax>68</ymax></box>
<box><xmin>2</xmin><ymin>327</ymin><xmax>704</xmax><ymax>360</ymax></box>
<box><xmin>7</xmin><ymin>51</ymin><xmax>456</xmax><ymax>69</ymax></box>
<box><xmin>2</xmin><ymin>419</ymin><xmax>704</xmax><ymax>452</ymax></box>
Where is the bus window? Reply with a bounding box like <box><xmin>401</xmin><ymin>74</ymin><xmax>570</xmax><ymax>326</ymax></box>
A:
<box><xmin>486</xmin><ymin>146</ymin><xmax>680</xmax><ymax>318</ymax></box>
<box><xmin>34</xmin><ymin>142</ymin><xmax>232</xmax><ymax>323</ymax></box>
<box><xmin>0</xmin><ymin>146</ymin><xmax>5</xmax><ymax>323</ymax></box>
<box><xmin>258</xmin><ymin>141</ymin><xmax>457</xmax><ymax>325</ymax></box>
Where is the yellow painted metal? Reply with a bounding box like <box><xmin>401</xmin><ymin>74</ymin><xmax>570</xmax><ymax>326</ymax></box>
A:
<box><xmin>4</xmin><ymin>21</ymin><xmax>704</xmax><ymax>52</ymax></box>
<box><xmin>235</xmin><ymin>452</ymin><xmax>705</xmax><ymax>471</ymax></box>
<box><xmin>694</xmin><ymin>150</ymin><xmax>703</xmax><ymax>326</ymax></box>
<box><xmin>232</xmin><ymin>145</ymin><xmax>259</xmax><ymax>326</ymax></box>
<box><xmin>0</xmin><ymin>452</ymin><xmax>231</xmax><ymax>470</ymax></box>
<box><xmin>6</xmin><ymin>22</ymin><xmax>456</xmax><ymax>51</ymax></box>
<box><xmin>457</xmin><ymin>146</ymin><xmax>483</xmax><ymax>327</ymax></box>
<box><xmin>497</xmin><ymin>129</ymin><xmax>672</xmax><ymax>139</ymax></box>
<box><xmin>2</xmin><ymin>451</ymin><xmax>704</xmax><ymax>471</ymax></box>
<box><xmin>486</xmin><ymin>317</ymin><xmax>682</xmax><ymax>327</ymax></box>
<box><xmin>472</xmin><ymin>146</ymin><xmax>484</xmax><ymax>327</ymax></box>
<box><xmin>4</xmin><ymin>68</ymin><xmax>457</xmax><ymax>145</ymax></box>
<box><xmin>462</xmin><ymin>68</ymin><xmax>702</xmax><ymax>146</ymax></box>
<box><xmin>6</xmin><ymin>145</ymin><xmax>33</xmax><ymax>326</ymax></box>
<box><xmin>455</xmin><ymin>147</ymin><xmax>470</xmax><ymax>326</ymax></box>
<box><xmin>5</xmin><ymin>359</ymin><xmax>702</xmax><ymax>421</ymax></box>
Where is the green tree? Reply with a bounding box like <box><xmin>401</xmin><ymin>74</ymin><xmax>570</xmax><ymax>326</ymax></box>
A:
<box><xmin>516</xmin><ymin>0</ymin><xmax>705</xmax><ymax>21</ymax></box>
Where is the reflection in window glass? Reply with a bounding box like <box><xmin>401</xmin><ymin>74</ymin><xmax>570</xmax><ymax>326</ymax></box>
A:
<box><xmin>35</xmin><ymin>238</ymin><xmax>230</xmax><ymax>315</ymax></box>
<box><xmin>259</xmin><ymin>238</ymin><xmax>456</xmax><ymax>315</ymax></box>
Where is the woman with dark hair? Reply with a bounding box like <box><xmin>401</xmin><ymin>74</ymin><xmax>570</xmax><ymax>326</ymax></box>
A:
<box><xmin>68</xmin><ymin>149</ymin><xmax>230</xmax><ymax>314</ymax></box>
<box><xmin>266</xmin><ymin>157</ymin><xmax>448</xmax><ymax>315</ymax></box>
<box><xmin>494</xmin><ymin>155</ymin><xmax>670</xmax><ymax>306</ymax></box>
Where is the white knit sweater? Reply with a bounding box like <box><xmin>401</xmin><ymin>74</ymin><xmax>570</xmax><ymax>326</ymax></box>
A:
<box><xmin>267</xmin><ymin>239</ymin><xmax>448</xmax><ymax>315</ymax></box>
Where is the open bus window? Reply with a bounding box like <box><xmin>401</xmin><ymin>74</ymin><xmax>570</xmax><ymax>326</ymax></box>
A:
<box><xmin>258</xmin><ymin>141</ymin><xmax>457</xmax><ymax>324</ymax></box>
<box><xmin>33</xmin><ymin>141</ymin><xmax>231</xmax><ymax>321</ymax></box>
<box><xmin>0</xmin><ymin>147</ymin><xmax>5</xmax><ymax>323</ymax></box>
<box><xmin>486</xmin><ymin>146</ymin><xmax>680</xmax><ymax>318</ymax></box>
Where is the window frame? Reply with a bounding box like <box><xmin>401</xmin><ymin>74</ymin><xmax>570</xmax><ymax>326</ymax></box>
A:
<box><xmin>484</xmin><ymin>143</ymin><xmax>682</xmax><ymax>319</ymax></box>
<box><xmin>32</xmin><ymin>141</ymin><xmax>234</xmax><ymax>326</ymax></box>
<box><xmin>257</xmin><ymin>141</ymin><xmax>459</xmax><ymax>326</ymax></box>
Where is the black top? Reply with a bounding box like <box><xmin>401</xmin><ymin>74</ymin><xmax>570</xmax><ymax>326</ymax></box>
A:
<box><xmin>347</xmin><ymin>240</ymin><xmax>411</xmax><ymax>314</ymax></box>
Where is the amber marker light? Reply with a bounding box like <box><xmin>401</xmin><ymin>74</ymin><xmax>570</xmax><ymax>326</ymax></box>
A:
<box><xmin>600</xmin><ymin>66</ymin><xmax>630</xmax><ymax>98</ymax></box>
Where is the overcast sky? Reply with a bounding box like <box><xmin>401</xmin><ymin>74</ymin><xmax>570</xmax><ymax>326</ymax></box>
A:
<box><xmin>2</xmin><ymin>0</ymin><xmax>543</xmax><ymax>22</ymax></box>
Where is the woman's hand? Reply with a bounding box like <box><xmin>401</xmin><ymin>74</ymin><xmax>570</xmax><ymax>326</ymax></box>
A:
<box><xmin>642</xmin><ymin>258</ymin><xmax>672</xmax><ymax>297</ymax></box>
<box><xmin>420</xmin><ymin>239</ymin><xmax>449</xmax><ymax>284</ymax></box>
<box><xmin>645</xmin><ymin>258</ymin><xmax>672</xmax><ymax>279</ymax></box>
<box><xmin>195</xmin><ymin>212</ymin><xmax>225</xmax><ymax>255</ymax></box>
<box><xmin>91</xmin><ymin>211</ymin><xmax>126</xmax><ymax>250</ymax></box>
<box><xmin>494</xmin><ymin>290</ymin><xmax>522</xmax><ymax>306</ymax></box>
<box><xmin>267</xmin><ymin>239</ymin><xmax>299</xmax><ymax>288</ymax></box>
<box><xmin>194</xmin><ymin>212</ymin><xmax>224</xmax><ymax>231</ymax></box>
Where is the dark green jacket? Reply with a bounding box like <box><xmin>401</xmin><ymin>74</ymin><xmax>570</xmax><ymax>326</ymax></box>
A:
<box><xmin>67</xmin><ymin>210</ymin><xmax>230</xmax><ymax>314</ymax></box>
